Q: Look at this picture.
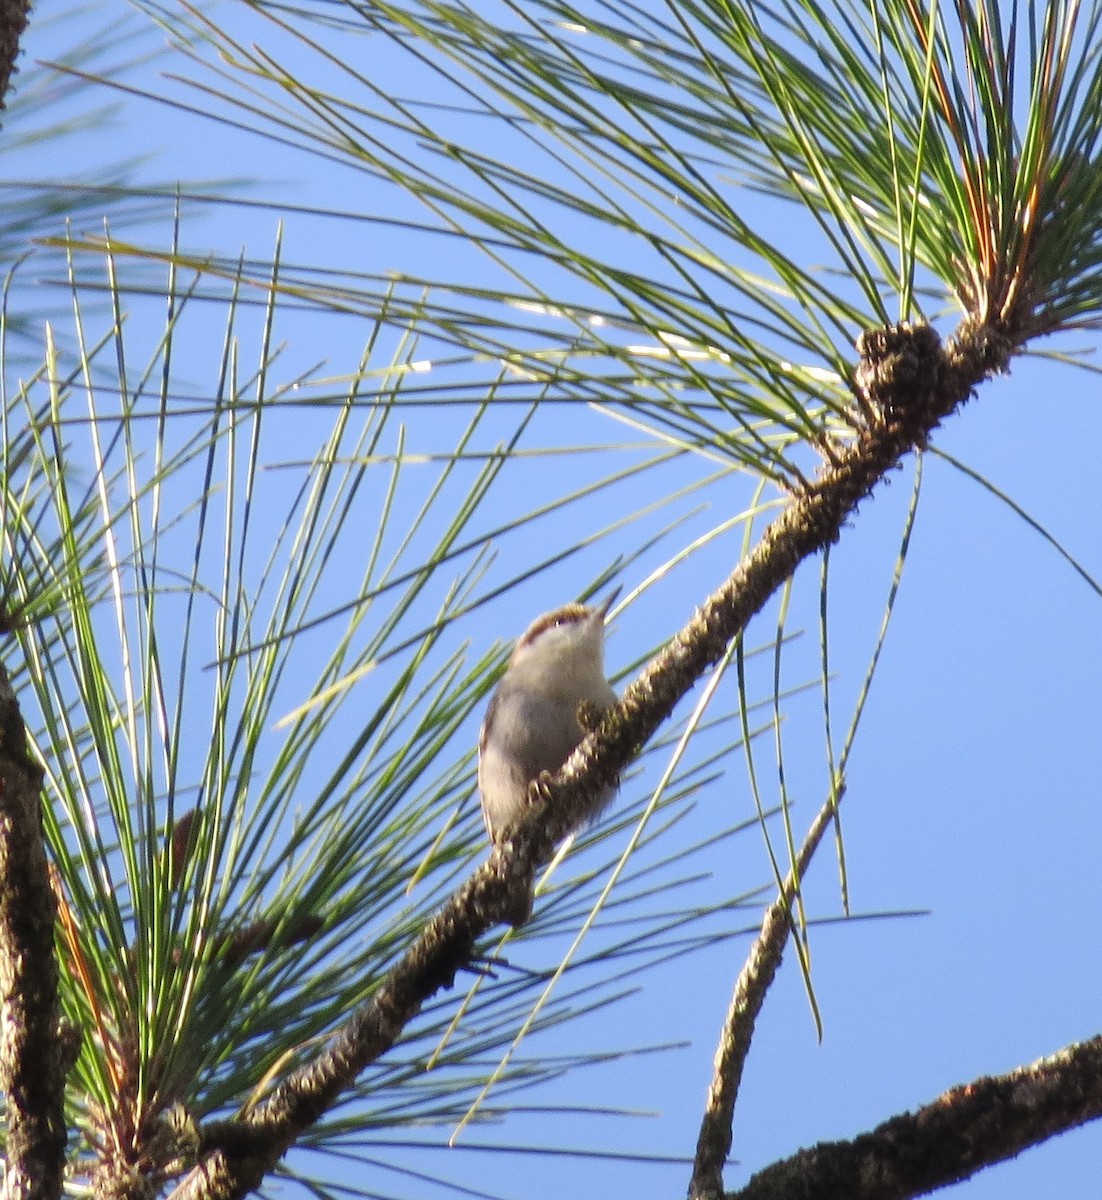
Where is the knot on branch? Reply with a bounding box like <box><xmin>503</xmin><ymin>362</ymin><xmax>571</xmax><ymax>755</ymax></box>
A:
<box><xmin>945</xmin><ymin>314</ymin><xmax>1016</xmax><ymax>381</ymax></box>
<box><xmin>854</xmin><ymin>322</ymin><xmax>945</xmax><ymax>424</ymax></box>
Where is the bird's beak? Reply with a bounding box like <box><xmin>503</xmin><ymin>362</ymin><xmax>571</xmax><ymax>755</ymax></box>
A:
<box><xmin>595</xmin><ymin>585</ymin><xmax>621</xmax><ymax>620</ymax></box>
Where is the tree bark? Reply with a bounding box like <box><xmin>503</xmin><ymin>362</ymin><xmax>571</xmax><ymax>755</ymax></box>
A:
<box><xmin>729</xmin><ymin>1035</ymin><xmax>1102</xmax><ymax>1200</ymax></box>
<box><xmin>0</xmin><ymin>663</ymin><xmax>67</xmax><ymax>1200</ymax></box>
<box><xmin>0</xmin><ymin>0</ymin><xmax>30</xmax><ymax>113</ymax></box>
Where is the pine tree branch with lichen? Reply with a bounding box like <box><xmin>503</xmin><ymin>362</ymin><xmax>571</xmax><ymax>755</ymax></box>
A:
<box><xmin>163</xmin><ymin>314</ymin><xmax>1014</xmax><ymax>1200</ymax></box>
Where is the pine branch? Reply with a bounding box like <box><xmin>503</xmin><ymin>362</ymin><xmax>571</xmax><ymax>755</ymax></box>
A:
<box><xmin>167</xmin><ymin>315</ymin><xmax>1013</xmax><ymax>1200</ymax></box>
<box><xmin>0</xmin><ymin>662</ymin><xmax>67</xmax><ymax>1200</ymax></box>
<box><xmin>728</xmin><ymin>1034</ymin><xmax>1102</xmax><ymax>1200</ymax></box>
<box><xmin>0</xmin><ymin>0</ymin><xmax>29</xmax><ymax>114</ymax></box>
<box><xmin>689</xmin><ymin>785</ymin><xmax>842</xmax><ymax>1199</ymax></box>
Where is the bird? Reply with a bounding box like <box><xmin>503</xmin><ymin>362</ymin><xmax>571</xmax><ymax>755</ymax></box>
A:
<box><xmin>478</xmin><ymin>593</ymin><xmax>619</xmax><ymax>846</ymax></box>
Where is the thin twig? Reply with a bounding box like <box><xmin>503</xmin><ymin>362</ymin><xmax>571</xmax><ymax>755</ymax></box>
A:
<box><xmin>688</xmin><ymin>789</ymin><xmax>839</xmax><ymax>1199</ymax></box>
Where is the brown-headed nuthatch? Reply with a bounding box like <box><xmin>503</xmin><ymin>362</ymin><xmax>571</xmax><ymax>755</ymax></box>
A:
<box><xmin>478</xmin><ymin>594</ymin><xmax>619</xmax><ymax>845</ymax></box>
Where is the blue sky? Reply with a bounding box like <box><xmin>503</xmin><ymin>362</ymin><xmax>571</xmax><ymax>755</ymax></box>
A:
<box><xmin>10</xmin><ymin>2</ymin><xmax>1102</xmax><ymax>1197</ymax></box>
